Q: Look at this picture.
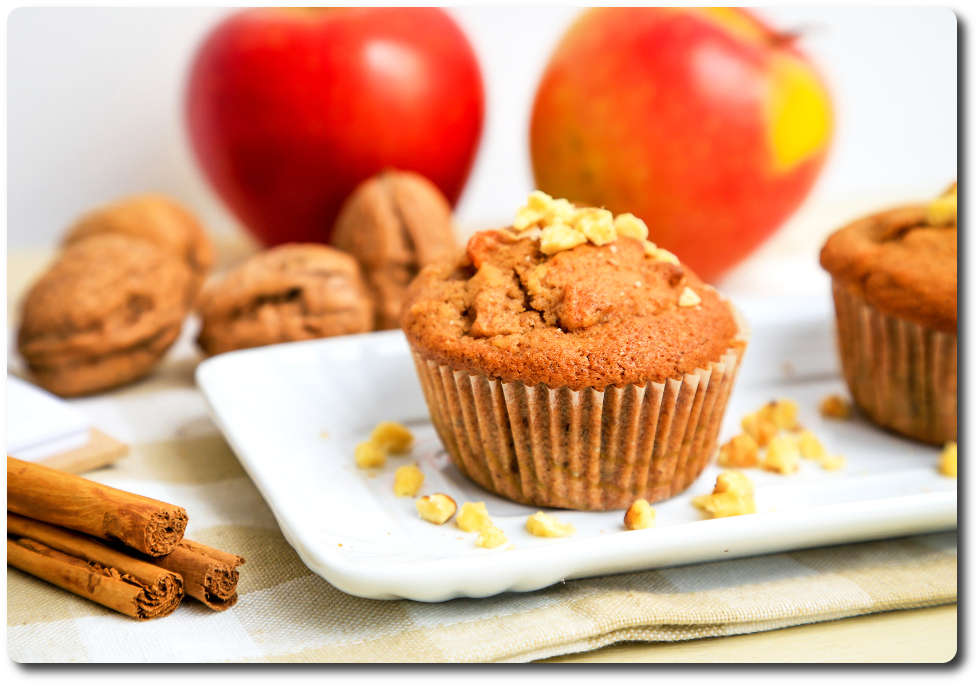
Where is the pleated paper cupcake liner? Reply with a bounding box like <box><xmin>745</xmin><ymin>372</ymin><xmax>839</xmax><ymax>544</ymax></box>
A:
<box><xmin>411</xmin><ymin>316</ymin><xmax>747</xmax><ymax>511</ymax></box>
<box><xmin>832</xmin><ymin>282</ymin><xmax>957</xmax><ymax>445</ymax></box>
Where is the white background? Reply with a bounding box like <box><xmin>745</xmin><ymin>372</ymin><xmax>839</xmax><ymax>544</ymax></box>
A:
<box><xmin>6</xmin><ymin>5</ymin><xmax>956</xmax><ymax>265</ymax></box>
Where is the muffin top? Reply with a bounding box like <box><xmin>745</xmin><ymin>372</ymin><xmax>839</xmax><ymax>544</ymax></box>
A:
<box><xmin>402</xmin><ymin>193</ymin><xmax>743</xmax><ymax>390</ymax></box>
<box><xmin>819</xmin><ymin>184</ymin><xmax>957</xmax><ymax>332</ymax></box>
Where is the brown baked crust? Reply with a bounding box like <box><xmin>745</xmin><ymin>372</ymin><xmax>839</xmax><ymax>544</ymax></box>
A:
<box><xmin>18</xmin><ymin>235</ymin><xmax>193</xmax><ymax>396</ymax></box>
<box><xmin>196</xmin><ymin>244</ymin><xmax>374</xmax><ymax>356</ymax></box>
<box><xmin>64</xmin><ymin>193</ymin><xmax>214</xmax><ymax>291</ymax></box>
<box><xmin>402</xmin><ymin>230</ymin><xmax>743</xmax><ymax>390</ymax></box>
<box><xmin>332</xmin><ymin>171</ymin><xmax>457</xmax><ymax>329</ymax></box>
<box><xmin>819</xmin><ymin>205</ymin><xmax>957</xmax><ymax>332</ymax></box>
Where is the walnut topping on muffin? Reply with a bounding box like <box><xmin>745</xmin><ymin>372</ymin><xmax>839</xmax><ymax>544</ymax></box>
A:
<box><xmin>926</xmin><ymin>183</ymin><xmax>957</xmax><ymax>227</ymax></box>
<box><xmin>507</xmin><ymin>191</ymin><xmax>680</xmax><ymax>264</ymax></box>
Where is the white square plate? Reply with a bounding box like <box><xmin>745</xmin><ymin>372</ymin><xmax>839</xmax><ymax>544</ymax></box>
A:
<box><xmin>196</xmin><ymin>295</ymin><xmax>956</xmax><ymax>601</ymax></box>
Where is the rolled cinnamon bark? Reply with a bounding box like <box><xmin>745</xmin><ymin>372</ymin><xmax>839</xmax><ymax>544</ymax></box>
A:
<box><xmin>7</xmin><ymin>513</ymin><xmax>183</xmax><ymax>620</ymax></box>
<box><xmin>7</xmin><ymin>456</ymin><xmax>187</xmax><ymax>556</ymax></box>
<box><xmin>155</xmin><ymin>539</ymin><xmax>245</xmax><ymax>611</ymax></box>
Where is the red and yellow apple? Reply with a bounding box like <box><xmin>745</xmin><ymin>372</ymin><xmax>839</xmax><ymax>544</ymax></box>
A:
<box><xmin>530</xmin><ymin>7</ymin><xmax>833</xmax><ymax>281</ymax></box>
<box><xmin>186</xmin><ymin>7</ymin><xmax>483</xmax><ymax>246</ymax></box>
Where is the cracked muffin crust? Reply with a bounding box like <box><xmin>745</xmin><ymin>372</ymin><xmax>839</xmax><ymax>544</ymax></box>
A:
<box><xmin>196</xmin><ymin>244</ymin><xmax>373</xmax><ymax>356</ymax></box>
<box><xmin>819</xmin><ymin>184</ymin><xmax>957</xmax><ymax>445</ymax></box>
<box><xmin>18</xmin><ymin>234</ymin><xmax>194</xmax><ymax>396</ymax></box>
<box><xmin>403</xmin><ymin>229</ymin><xmax>742</xmax><ymax>390</ymax></box>
<box><xmin>64</xmin><ymin>193</ymin><xmax>214</xmax><ymax>297</ymax></box>
<box><xmin>332</xmin><ymin>171</ymin><xmax>457</xmax><ymax>330</ymax></box>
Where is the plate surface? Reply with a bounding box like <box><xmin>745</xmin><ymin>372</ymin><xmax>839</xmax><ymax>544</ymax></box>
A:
<box><xmin>196</xmin><ymin>295</ymin><xmax>957</xmax><ymax>601</ymax></box>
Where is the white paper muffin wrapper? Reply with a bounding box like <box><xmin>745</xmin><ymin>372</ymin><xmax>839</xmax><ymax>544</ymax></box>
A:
<box><xmin>410</xmin><ymin>316</ymin><xmax>747</xmax><ymax>511</ymax></box>
<box><xmin>831</xmin><ymin>282</ymin><xmax>957</xmax><ymax>445</ymax></box>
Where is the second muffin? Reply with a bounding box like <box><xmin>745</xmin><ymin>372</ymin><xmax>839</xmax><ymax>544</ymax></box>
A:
<box><xmin>402</xmin><ymin>193</ymin><xmax>747</xmax><ymax>510</ymax></box>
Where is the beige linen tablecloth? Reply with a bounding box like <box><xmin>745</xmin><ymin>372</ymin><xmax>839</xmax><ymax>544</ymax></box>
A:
<box><xmin>5</xmin><ymin>242</ymin><xmax>957</xmax><ymax>663</ymax></box>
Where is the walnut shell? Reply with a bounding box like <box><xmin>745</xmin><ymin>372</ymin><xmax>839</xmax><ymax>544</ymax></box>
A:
<box><xmin>64</xmin><ymin>193</ymin><xmax>213</xmax><ymax>297</ymax></box>
<box><xmin>196</xmin><ymin>244</ymin><xmax>374</xmax><ymax>356</ymax></box>
<box><xmin>332</xmin><ymin>171</ymin><xmax>457</xmax><ymax>329</ymax></box>
<box><xmin>18</xmin><ymin>234</ymin><xmax>193</xmax><ymax>396</ymax></box>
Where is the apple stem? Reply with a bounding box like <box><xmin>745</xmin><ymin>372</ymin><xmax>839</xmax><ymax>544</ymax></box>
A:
<box><xmin>771</xmin><ymin>23</ymin><xmax>827</xmax><ymax>47</ymax></box>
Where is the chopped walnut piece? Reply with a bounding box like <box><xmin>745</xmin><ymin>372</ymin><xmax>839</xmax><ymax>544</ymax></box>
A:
<box><xmin>613</xmin><ymin>212</ymin><xmax>649</xmax><ymax>240</ymax></box>
<box><xmin>795</xmin><ymin>430</ymin><xmax>827</xmax><ymax>460</ymax></box>
<box><xmin>525</xmin><ymin>511</ymin><xmax>575</xmax><ymax>538</ymax></box>
<box><xmin>678</xmin><ymin>286</ymin><xmax>701</xmax><ymax>308</ymax></box>
<box><xmin>717</xmin><ymin>433</ymin><xmax>760</xmax><ymax>468</ymax></box>
<box><xmin>456</xmin><ymin>502</ymin><xmax>493</xmax><ymax>533</ymax></box>
<box><xmin>393</xmin><ymin>464</ymin><xmax>424</xmax><ymax>497</ymax></box>
<box><xmin>691</xmin><ymin>470</ymin><xmax>756</xmax><ymax>518</ymax></box>
<box><xmin>763</xmin><ymin>435</ymin><xmax>800</xmax><ymax>474</ymax></box>
<box><xmin>624</xmin><ymin>499</ymin><xmax>656</xmax><ymax>530</ymax></box>
<box><xmin>652</xmin><ymin>248</ymin><xmax>680</xmax><ymax>265</ymax></box>
<box><xmin>540</xmin><ymin>222</ymin><xmax>587</xmax><ymax>255</ymax></box>
<box><xmin>476</xmin><ymin>526</ymin><xmax>508</xmax><ymax>549</ymax></box>
<box><xmin>926</xmin><ymin>185</ymin><xmax>957</xmax><ymax>227</ymax></box>
<box><xmin>354</xmin><ymin>441</ymin><xmax>386</xmax><ymax>469</ymax></box>
<box><xmin>938</xmin><ymin>442</ymin><xmax>957</xmax><ymax>478</ymax></box>
<box><xmin>715</xmin><ymin>470</ymin><xmax>754</xmax><ymax>497</ymax></box>
<box><xmin>741</xmin><ymin>412</ymin><xmax>778</xmax><ymax>447</ymax></box>
<box><xmin>371</xmin><ymin>421</ymin><xmax>414</xmax><ymax>454</ymax></box>
<box><xmin>416</xmin><ymin>494</ymin><xmax>457</xmax><ymax>525</ymax></box>
<box><xmin>819</xmin><ymin>394</ymin><xmax>852</xmax><ymax>419</ymax></box>
<box><xmin>577</xmin><ymin>208</ymin><xmax>617</xmax><ymax>245</ymax></box>
<box><xmin>759</xmin><ymin>399</ymin><xmax>799</xmax><ymax>430</ymax></box>
<box><xmin>819</xmin><ymin>454</ymin><xmax>847</xmax><ymax>471</ymax></box>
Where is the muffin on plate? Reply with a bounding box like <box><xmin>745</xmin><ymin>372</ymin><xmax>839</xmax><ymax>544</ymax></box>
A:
<box><xmin>196</xmin><ymin>244</ymin><xmax>373</xmax><ymax>356</ymax></box>
<box><xmin>819</xmin><ymin>183</ymin><xmax>957</xmax><ymax>445</ymax></box>
<box><xmin>401</xmin><ymin>192</ymin><xmax>747</xmax><ymax>511</ymax></box>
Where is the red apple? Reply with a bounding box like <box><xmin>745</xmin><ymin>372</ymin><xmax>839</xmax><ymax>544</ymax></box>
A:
<box><xmin>530</xmin><ymin>7</ymin><xmax>833</xmax><ymax>281</ymax></box>
<box><xmin>186</xmin><ymin>7</ymin><xmax>483</xmax><ymax>246</ymax></box>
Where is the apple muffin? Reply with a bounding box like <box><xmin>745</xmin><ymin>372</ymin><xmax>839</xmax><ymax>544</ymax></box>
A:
<box><xmin>402</xmin><ymin>192</ymin><xmax>747</xmax><ymax>510</ymax></box>
<box><xmin>820</xmin><ymin>183</ymin><xmax>957</xmax><ymax>445</ymax></box>
<box><xmin>196</xmin><ymin>244</ymin><xmax>373</xmax><ymax>355</ymax></box>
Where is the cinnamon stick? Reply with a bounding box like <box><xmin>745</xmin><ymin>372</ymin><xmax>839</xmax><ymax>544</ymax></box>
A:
<box><xmin>7</xmin><ymin>456</ymin><xmax>187</xmax><ymax>556</ymax></box>
<box><xmin>7</xmin><ymin>513</ymin><xmax>183</xmax><ymax>620</ymax></box>
<box><xmin>155</xmin><ymin>539</ymin><xmax>245</xmax><ymax>611</ymax></box>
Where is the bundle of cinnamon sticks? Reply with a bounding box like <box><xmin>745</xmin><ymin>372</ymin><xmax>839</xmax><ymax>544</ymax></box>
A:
<box><xmin>7</xmin><ymin>456</ymin><xmax>245</xmax><ymax>620</ymax></box>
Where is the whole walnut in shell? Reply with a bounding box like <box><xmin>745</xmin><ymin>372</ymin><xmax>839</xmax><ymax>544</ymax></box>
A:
<box><xmin>64</xmin><ymin>193</ymin><xmax>214</xmax><ymax>297</ymax></box>
<box><xmin>19</xmin><ymin>234</ymin><xmax>194</xmax><ymax>397</ymax></box>
<box><xmin>332</xmin><ymin>171</ymin><xmax>458</xmax><ymax>329</ymax></box>
<box><xmin>196</xmin><ymin>244</ymin><xmax>374</xmax><ymax>356</ymax></box>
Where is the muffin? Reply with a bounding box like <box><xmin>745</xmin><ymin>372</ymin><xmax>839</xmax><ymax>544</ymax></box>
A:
<box><xmin>820</xmin><ymin>183</ymin><xmax>957</xmax><ymax>445</ymax></box>
<box><xmin>332</xmin><ymin>171</ymin><xmax>457</xmax><ymax>330</ymax></box>
<box><xmin>402</xmin><ymin>192</ymin><xmax>747</xmax><ymax>510</ymax></box>
<box><xmin>18</xmin><ymin>234</ymin><xmax>194</xmax><ymax>396</ymax></box>
<box><xmin>196</xmin><ymin>244</ymin><xmax>374</xmax><ymax>356</ymax></box>
<box><xmin>63</xmin><ymin>193</ymin><xmax>214</xmax><ymax>297</ymax></box>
